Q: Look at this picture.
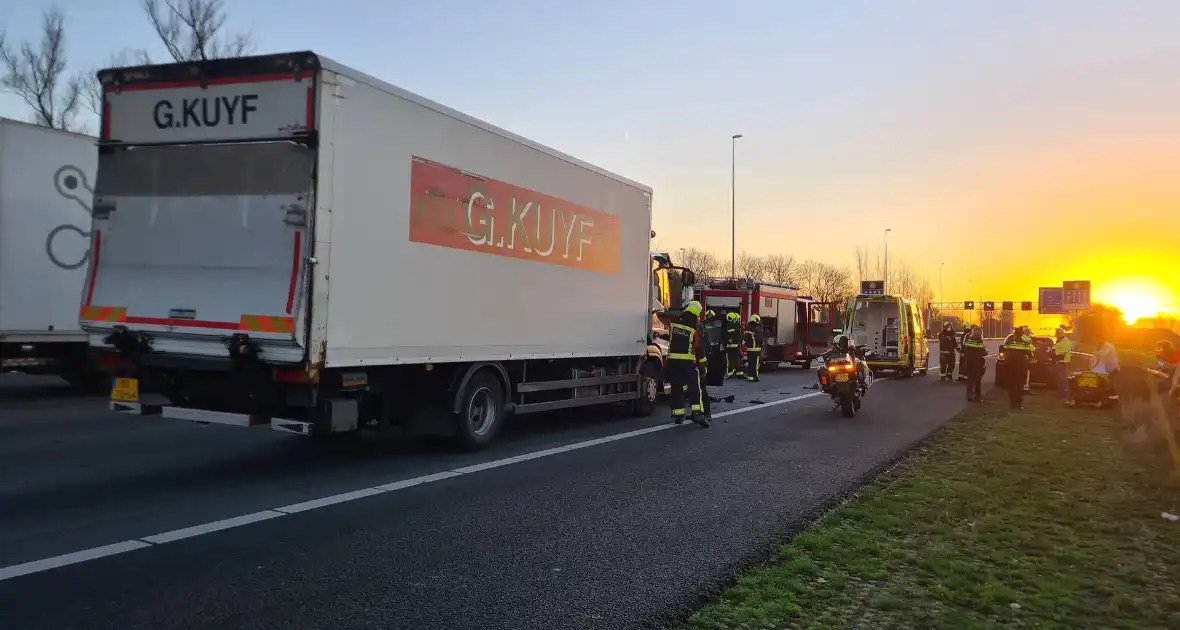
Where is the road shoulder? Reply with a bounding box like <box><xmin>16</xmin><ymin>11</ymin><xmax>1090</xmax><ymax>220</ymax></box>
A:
<box><xmin>684</xmin><ymin>392</ymin><xmax>1180</xmax><ymax>629</ymax></box>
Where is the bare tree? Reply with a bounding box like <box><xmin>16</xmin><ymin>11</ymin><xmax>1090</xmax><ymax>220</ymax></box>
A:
<box><xmin>82</xmin><ymin>1</ymin><xmax>256</xmax><ymax>120</ymax></box>
<box><xmin>676</xmin><ymin>247</ymin><xmax>721</xmax><ymax>281</ymax></box>
<box><xmin>798</xmin><ymin>260</ymin><xmax>854</xmax><ymax>303</ymax></box>
<box><xmin>0</xmin><ymin>7</ymin><xmax>83</xmax><ymax>131</ymax></box>
<box><xmin>853</xmin><ymin>245</ymin><xmax>874</xmax><ymax>284</ymax></box>
<box><xmin>84</xmin><ymin>47</ymin><xmax>153</xmax><ymax>116</ymax></box>
<box><xmin>141</xmin><ymin>0</ymin><xmax>255</xmax><ymax>63</ymax></box>
<box><xmin>736</xmin><ymin>251</ymin><xmax>767</xmax><ymax>281</ymax></box>
<box><xmin>763</xmin><ymin>253</ymin><xmax>797</xmax><ymax>285</ymax></box>
<box><xmin>852</xmin><ymin>243</ymin><xmax>937</xmax><ymax>305</ymax></box>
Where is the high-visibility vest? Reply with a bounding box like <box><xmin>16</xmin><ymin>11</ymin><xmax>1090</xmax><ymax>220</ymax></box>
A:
<box><xmin>668</xmin><ymin>323</ymin><xmax>697</xmax><ymax>361</ymax></box>
<box><xmin>1002</xmin><ymin>338</ymin><xmax>1034</xmax><ymax>356</ymax></box>
<box><xmin>1053</xmin><ymin>338</ymin><xmax>1073</xmax><ymax>363</ymax></box>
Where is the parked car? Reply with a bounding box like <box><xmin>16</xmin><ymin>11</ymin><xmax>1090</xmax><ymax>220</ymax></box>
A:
<box><xmin>995</xmin><ymin>334</ymin><xmax>1057</xmax><ymax>389</ymax></box>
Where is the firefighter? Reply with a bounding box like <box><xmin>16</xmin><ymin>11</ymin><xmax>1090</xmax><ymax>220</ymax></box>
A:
<box><xmin>667</xmin><ymin>300</ymin><xmax>710</xmax><ymax>427</ymax></box>
<box><xmin>723</xmin><ymin>311</ymin><xmax>743</xmax><ymax>378</ymax></box>
<box><xmin>744</xmin><ymin>313</ymin><xmax>764</xmax><ymax>382</ymax></box>
<box><xmin>1000</xmin><ymin>326</ymin><xmax>1035</xmax><ymax>410</ymax></box>
<box><xmin>962</xmin><ymin>327</ymin><xmax>988</xmax><ymax>402</ymax></box>
<box><xmin>938</xmin><ymin>322</ymin><xmax>958</xmax><ymax>381</ymax></box>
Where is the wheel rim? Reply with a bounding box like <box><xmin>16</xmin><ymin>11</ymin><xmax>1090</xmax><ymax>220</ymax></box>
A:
<box><xmin>643</xmin><ymin>376</ymin><xmax>658</xmax><ymax>402</ymax></box>
<box><xmin>468</xmin><ymin>387</ymin><xmax>496</xmax><ymax>436</ymax></box>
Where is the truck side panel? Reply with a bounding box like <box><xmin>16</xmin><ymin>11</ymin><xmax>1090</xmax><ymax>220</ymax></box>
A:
<box><xmin>0</xmin><ymin>119</ymin><xmax>95</xmax><ymax>340</ymax></box>
<box><xmin>319</xmin><ymin>69</ymin><xmax>651</xmax><ymax>367</ymax></box>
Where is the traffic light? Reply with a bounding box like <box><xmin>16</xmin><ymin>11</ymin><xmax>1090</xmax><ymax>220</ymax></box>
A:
<box><xmin>1021</xmin><ymin>301</ymin><xmax>1033</xmax><ymax>311</ymax></box>
<box><xmin>983</xmin><ymin>301</ymin><xmax>996</xmax><ymax>311</ymax></box>
<box><xmin>963</xmin><ymin>301</ymin><xmax>975</xmax><ymax>310</ymax></box>
<box><xmin>1002</xmin><ymin>301</ymin><xmax>1014</xmax><ymax>311</ymax></box>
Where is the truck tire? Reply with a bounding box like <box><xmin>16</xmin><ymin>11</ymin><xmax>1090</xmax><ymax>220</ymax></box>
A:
<box><xmin>452</xmin><ymin>370</ymin><xmax>506</xmax><ymax>451</ymax></box>
<box><xmin>632</xmin><ymin>360</ymin><xmax>660</xmax><ymax>417</ymax></box>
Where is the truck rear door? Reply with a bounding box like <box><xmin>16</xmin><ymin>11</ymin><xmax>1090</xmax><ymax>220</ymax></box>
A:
<box><xmin>82</xmin><ymin>57</ymin><xmax>318</xmax><ymax>362</ymax></box>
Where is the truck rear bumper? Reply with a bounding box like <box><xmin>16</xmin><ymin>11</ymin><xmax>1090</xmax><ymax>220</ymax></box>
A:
<box><xmin>110</xmin><ymin>400</ymin><xmax>296</xmax><ymax>428</ymax></box>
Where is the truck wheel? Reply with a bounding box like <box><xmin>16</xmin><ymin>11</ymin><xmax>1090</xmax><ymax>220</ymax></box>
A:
<box><xmin>632</xmin><ymin>360</ymin><xmax>660</xmax><ymax>417</ymax></box>
<box><xmin>452</xmin><ymin>371</ymin><xmax>506</xmax><ymax>451</ymax></box>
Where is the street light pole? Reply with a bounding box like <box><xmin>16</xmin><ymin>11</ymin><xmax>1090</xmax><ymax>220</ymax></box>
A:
<box><xmin>731</xmin><ymin>133</ymin><xmax>742</xmax><ymax>278</ymax></box>
<box><xmin>883</xmin><ymin>228</ymin><xmax>892</xmax><ymax>293</ymax></box>
<box><xmin>940</xmin><ymin>262</ymin><xmax>945</xmax><ymax>304</ymax></box>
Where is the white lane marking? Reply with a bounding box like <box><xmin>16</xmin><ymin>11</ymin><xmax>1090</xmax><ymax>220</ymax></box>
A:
<box><xmin>0</xmin><ymin>364</ymin><xmax>982</xmax><ymax>583</ymax></box>
<box><xmin>143</xmin><ymin>511</ymin><xmax>286</xmax><ymax>544</ymax></box>
<box><xmin>0</xmin><ymin>541</ymin><xmax>152</xmax><ymax>581</ymax></box>
<box><xmin>274</xmin><ymin>488</ymin><xmax>387</xmax><ymax>514</ymax></box>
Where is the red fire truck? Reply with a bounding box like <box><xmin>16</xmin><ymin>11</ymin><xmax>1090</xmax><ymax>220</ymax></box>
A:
<box><xmin>696</xmin><ymin>278</ymin><xmax>842</xmax><ymax>369</ymax></box>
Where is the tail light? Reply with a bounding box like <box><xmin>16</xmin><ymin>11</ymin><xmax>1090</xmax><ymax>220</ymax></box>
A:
<box><xmin>97</xmin><ymin>352</ymin><xmax>132</xmax><ymax>374</ymax></box>
<box><xmin>826</xmin><ymin>361</ymin><xmax>856</xmax><ymax>373</ymax></box>
<box><xmin>274</xmin><ymin>366</ymin><xmax>314</xmax><ymax>384</ymax></box>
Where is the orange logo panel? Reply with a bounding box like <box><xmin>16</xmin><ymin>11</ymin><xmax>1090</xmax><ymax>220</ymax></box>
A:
<box><xmin>408</xmin><ymin>157</ymin><xmax>621</xmax><ymax>275</ymax></box>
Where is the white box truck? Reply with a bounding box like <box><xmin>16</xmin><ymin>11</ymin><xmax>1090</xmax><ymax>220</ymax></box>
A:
<box><xmin>86</xmin><ymin>52</ymin><xmax>694</xmax><ymax>448</ymax></box>
<box><xmin>0</xmin><ymin>118</ymin><xmax>105</xmax><ymax>387</ymax></box>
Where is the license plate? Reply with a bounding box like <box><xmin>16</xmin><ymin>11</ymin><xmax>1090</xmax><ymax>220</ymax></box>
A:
<box><xmin>111</xmin><ymin>377</ymin><xmax>140</xmax><ymax>402</ymax></box>
<box><xmin>835</xmin><ymin>373</ymin><xmax>850</xmax><ymax>383</ymax></box>
<box><xmin>1077</xmin><ymin>373</ymin><xmax>1100</xmax><ymax>388</ymax></box>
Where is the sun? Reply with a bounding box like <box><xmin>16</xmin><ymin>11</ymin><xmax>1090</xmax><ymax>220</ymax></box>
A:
<box><xmin>1107</xmin><ymin>290</ymin><xmax>1164</xmax><ymax>325</ymax></box>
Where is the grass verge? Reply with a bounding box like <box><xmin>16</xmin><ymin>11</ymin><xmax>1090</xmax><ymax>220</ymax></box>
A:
<box><xmin>685</xmin><ymin>393</ymin><xmax>1180</xmax><ymax>630</ymax></box>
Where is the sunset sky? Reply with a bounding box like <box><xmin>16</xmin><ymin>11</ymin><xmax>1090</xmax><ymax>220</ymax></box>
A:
<box><xmin>3</xmin><ymin>0</ymin><xmax>1178</xmax><ymax>317</ymax></box>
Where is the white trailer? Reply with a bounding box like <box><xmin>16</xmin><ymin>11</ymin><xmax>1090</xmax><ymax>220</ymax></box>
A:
<box><xmin>86</xmin><ymin>52</ymin><xmax>693</xmax><ymax>448</ymax></box>
<box><xmin>0</xmin><ymin>118</ymin><xmax>105</xmax><ymax>387</ymax></box>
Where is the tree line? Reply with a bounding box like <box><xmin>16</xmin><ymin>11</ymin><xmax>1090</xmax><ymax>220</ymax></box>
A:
<box><xmin>0</xmin><ymin>0</ymin><xmax>254</xmax><ymax>133</ymax></box>
<box><xmin>673</xmin><ymin>244</ymin><xmax>936</xmax><ymax>305</ymax></box>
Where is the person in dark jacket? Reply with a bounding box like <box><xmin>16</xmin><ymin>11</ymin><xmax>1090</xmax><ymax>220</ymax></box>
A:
<box><xmin>723</xmin><ymin>312</ymin><xmax>743</xmax><ymax>378</ymax></box>
<box><xmin>666</xmin><ymin>301</ymin><xmax>710</xmax><ymax>427</ymax></box>
<box><xmin>1000</xmin><ymin>326</ymin><xmax>1035</xmax><ymax>409</ymax></box>
<box><xmin>956</xmin><ymin>325</ymin><xmax>973</xmax><ymax>381</ymax></box>
<box><xmin>938</xmin><ymin>322</ymin><xmax>959</xmax><ymax>381</ymax></box>
<box><xmin>962</xmin><ymin>327</ymin><xmax>988</xmax><ymax>402</ymax></box>
<box><xmin>744</xmin><ymin>314</ymin><xmax>764</xmax><ymax>382</ymax></box>
<box><xmin>696</xmin><ymin>315</ymin><xmax>713</xmax><ymax>418</ymax></box>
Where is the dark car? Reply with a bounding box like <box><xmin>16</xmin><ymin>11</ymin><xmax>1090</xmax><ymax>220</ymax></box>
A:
<box><xmin>995</xmin><ymin>334</ymin><xmax>1057</xmax><ymax>389</ymax></box>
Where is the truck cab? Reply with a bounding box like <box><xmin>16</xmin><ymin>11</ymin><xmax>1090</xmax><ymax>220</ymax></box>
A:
<box><xmin>649</xmin><ymin>251</ymin><xmax>696</xmax><ymax>389</ymax></box>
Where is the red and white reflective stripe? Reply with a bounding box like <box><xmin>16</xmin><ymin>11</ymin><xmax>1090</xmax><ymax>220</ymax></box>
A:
<box><xmin>285</xmin><ymin>231</ymin><xmax>302</xmax><ymax>314</ymax></box>
<box><xmin>100</xmin><ymin>314</ymin><xmax>296</xmax><ymax>334</ymax></box>
<box><xmin>83</xmin><ymin>230</ymin><xmax>102</xmax><ymax>306</ymax></box>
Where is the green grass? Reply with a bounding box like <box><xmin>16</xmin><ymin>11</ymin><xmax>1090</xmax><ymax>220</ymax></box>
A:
<box><xmin>684</xmin><ymin>394</ymin><xmax>1180</xmax><ymax>630</ymax></box>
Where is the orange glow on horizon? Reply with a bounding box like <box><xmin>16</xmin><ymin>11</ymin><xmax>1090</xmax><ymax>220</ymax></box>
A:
<box><xmin>1095</xmin><ymin>278</ymin><xmax>1175</xmax><ymax>325</ymax></box>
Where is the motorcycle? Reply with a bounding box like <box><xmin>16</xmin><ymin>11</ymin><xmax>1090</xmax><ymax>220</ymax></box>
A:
<box><xmin>816</xmin><ymin>346</ymin><xmax>872</xmax><ymax>417</ymax></box>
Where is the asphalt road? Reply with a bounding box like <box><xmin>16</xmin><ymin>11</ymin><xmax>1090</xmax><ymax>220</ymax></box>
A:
<box><xmin>0</xmin><ymin>341</ymin><xmax>997</xmax><ymax>630</ymax></box>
